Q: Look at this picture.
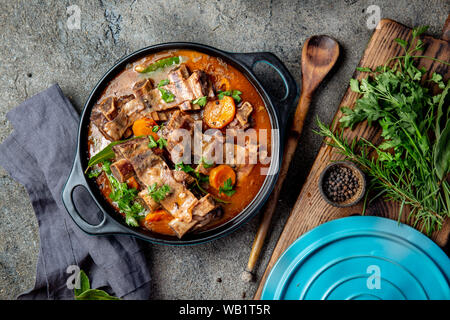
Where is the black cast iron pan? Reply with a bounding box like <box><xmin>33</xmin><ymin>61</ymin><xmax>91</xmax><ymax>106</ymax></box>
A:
<box><xmin>62</xmin><ymin>42</ymin><xmax>298</xmax><ymax>245</ymax></box>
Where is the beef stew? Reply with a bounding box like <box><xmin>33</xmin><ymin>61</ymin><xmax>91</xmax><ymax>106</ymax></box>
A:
<box><xmin>86</xmin><ymin>49</ymin><xmax>272</xmax><ymax>238</ymax></box>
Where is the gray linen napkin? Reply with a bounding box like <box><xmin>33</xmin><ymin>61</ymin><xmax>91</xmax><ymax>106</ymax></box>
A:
<box><xmin>0</xmin><ymin>84</ymin><xmax>152</xmax><ymax>300</ymax></box>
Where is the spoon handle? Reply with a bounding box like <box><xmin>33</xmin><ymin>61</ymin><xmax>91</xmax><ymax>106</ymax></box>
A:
<box><xmin>245</xmin><ymin>89</ymin><xmax>313</xmax><ymax>276</ymax></box>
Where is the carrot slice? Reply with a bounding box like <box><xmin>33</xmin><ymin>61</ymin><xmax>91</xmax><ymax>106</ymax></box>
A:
<box><xmin>217</xmin><ymin>78</ymin><xmax>230</xmax><ymax>91</ymax></box>
<box><xmin>144</xmin><ymin>209</ymin><xmax>171</xmax><ymax>223</ymax></box>
<box><xmin>126</xmin><ymin>176</ymin><xmax>139</xmax><ymax>190</ymax></box>
<box><xmin>132</xmin><ymin>117</ymin><xmax>158</xmax><ymax>139</ymax></box>
<box><xmin>209</xmin><ymin>165</ymin><xmax>236</xmax><ymax>189</ymax></box>
<box><xmin>204</xmin><ymin>96</ymin><xmax>236</xmax><ymax>129</ymax></box>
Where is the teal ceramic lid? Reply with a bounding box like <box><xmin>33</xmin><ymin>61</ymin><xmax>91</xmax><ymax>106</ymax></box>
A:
<box><xmin>261</xmin><ymin>216</ymin><xmax>450</xmax><ymax>300</ymax></box>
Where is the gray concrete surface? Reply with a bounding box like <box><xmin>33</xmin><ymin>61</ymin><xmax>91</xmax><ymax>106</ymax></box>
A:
<box><xmin>0</xmin><ymin>0</ymin><xmax>448</xmax><ymax>300</ymax></box>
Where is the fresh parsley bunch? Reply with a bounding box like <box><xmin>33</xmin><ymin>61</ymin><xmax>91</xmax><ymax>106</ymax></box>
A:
<box><xmin>316</xmin><ymin>26</ymin><xmax>450</xmax><ymax>234</ymax></box>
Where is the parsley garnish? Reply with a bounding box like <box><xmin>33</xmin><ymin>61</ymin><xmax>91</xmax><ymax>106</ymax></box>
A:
<box><xmin>148</xmin><ymin>135</ymin><xmax>167</xmax><ymax>149</ymax></box>
<box><xmin>176</xmin><ymin>161</ymin><xmax>211</xmax><ymax>181</ymax></box>
<box><xmin>192</xmin><ymin>96</ymin><xmax>207</xmax><ymax>107</ymax></box>
<box><xmin>217</xmin><ymin>90</ymin><xmax>242</xmax><ymax>103</ymax></box>
<box><xmin>175</xmin><ymin>161</ymin><xmax>208</xmax><ymax>182</ymax></box>
<box><xmin>219</xmin><ymin>178</ymin><xmax>236</xmax><ymax>197</ymax></box>
<box><xmin>148</xmin><ymin>135</ymin><xmax>158</xmax><ymax>148</ymax></box>
<box><xmin>152</xmin><ymin>125</ymin><xmax>160</xmax><ymax>132</ymax></box>
<box><xmin>148</xmin><ymin>183</ymin><xmax>171</xmax><ymax>202</ymax></box>
<box><xmin>157</xmin><ymin>137</ymin><xmax>167</xmax><ymax>149</ymax></box>
<box><xmin>175</xmin><ymin>161</ymin><xmax>194</xmax><ymax>173</ymax></box>
<box><xmin>175</xmin><ymin>162</ymin><xmax>230</xmax><ymax>204</ymax></box>
<box><xmin>101</xmin><ymin>163</ymin><xmax>143</xmax><ymax>227</ymax></box>
<box><xmin>159</xmin><ymin>88</ymin><xmax>175</xmax><ymax>103</ymax></box>
<box><xmin>88</xmin><ymin>168</ymin><xmax>102</xmax><ymax>178</ymax></box>
<box><xmin>102</xmin><ymin>160</ymin><xmax>112</xmax><ymax>174</ymax></box>
<box><xmin>158</xmin><ymin>79</ymin><xmax>170</xmax><ymax>87</ymax></box>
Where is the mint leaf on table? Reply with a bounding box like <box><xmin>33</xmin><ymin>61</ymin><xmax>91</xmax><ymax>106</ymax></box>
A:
<box><xmin>76</xmin><ymin>289</ymin><xmax>121</xmax><ymax>300</ymax></box>
<box><xmin>74</xmin><ymin>270</ymin><xmax>120</xmax><ymax>300</ymax></box>
<box><xmin>74</xmin><ymin>270</ymin><xmax>90</xmax><ymax>297</ymax></box>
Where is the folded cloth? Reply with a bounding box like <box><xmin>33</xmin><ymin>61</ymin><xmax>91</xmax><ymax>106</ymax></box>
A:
<box><xmin>0</xmin><ymin>84</ymin><xmax>152</xmax><ymax>300</ymax></box>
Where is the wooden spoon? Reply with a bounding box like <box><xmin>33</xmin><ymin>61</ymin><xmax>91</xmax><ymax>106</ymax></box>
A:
<box><xmin>242</xmin><ymin>35</ymin><xmax>340</xmax><ymax>282</ymax></box>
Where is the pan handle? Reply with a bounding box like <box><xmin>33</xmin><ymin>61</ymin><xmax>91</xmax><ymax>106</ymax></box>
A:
<box><xmin>61</xmin><ymin>154</ymin><xmax>129</xmax><ymax>235</ymax></box>
<box><xmin>229</xmin><ymin>51</ymin><xmax>299</xmax><ymax>132</ymax></box>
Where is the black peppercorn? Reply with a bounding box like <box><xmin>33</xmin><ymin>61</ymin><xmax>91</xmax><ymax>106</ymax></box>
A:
<box><xmin>323</xmin><ymin>165</ymin><xmax>360</xmax><ymax>203</ymax></box>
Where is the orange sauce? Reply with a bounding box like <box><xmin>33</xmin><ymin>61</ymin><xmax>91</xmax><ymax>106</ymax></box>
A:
<box><xmin>88</xmin><ymin>49</ymin><xmax>272</xmax><ymax>236</ymax></box>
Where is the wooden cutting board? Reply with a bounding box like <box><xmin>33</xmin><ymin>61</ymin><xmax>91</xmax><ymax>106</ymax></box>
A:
<box><xmin>254</xmin><ymin>17</ymin><xmax>450</xmax><ymax>299</ymax></box>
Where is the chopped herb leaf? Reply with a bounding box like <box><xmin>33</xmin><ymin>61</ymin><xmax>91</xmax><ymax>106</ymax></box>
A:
<box><xmin>102</xmin><ymin>160</ymin><xmax>112</xmax><ymax>174</ymax></box>
<box><xmin>356</xmin><ymin>67</ymin><xmax>373</xmax><ymax>73</ymax></box>
<box><xmin>148</xmin><ymin>183</ymin><xmax>171</xmax><ymax>203</ymax></box>
<box><xmin>148</xmin><ymin>135</ymin><xmax>158</xmax><ymax>148</ymax></box>
<box><xmin>158</xmin><ymin>79</ymin><xmax>170</xmax><ymax>87</ymax></box>
<box><xmin>217</xmin><ymin>90</ymin><xmax>230</xmax><ymax>100</ymax></box>
<box><xmin>157</xmin><ymin>137</ymin><xmax>167</xmax><ymax>149</ymax></box>
<box><xmin>175</xmin><ymin>161</ymin><xmax>194</xmax><ymax>173</ymax></box>
<box><xmin>218</xmin><ymin>90</ymin><xmax>242</xmax><ymax>103</ymax></box>
<box><xmin>231</xmin><ymin>90</ymin><xmax>242</xmax><ymax>103</ymax></box>
<box><xmin>88</xmin><ymin>168</ymin><xmax>102</xmax><ymax>179</ymax></box>
<box><xmin>159</xmin><ymin>88</ymin><xmax>175</xmax><ymax>103</ymax></box>
<box><xmin>192</xmin><ymin>96</ymin><xmax>207</xmax><ymax>107</ymax></box>
<box><xmin>152</xmin><ymin>125</ymin><xmax>160</xmax><ymax>132</ymax></box>
<box><xmin>219</xmin><ymin>178</ymin><xmax>236</xmax><ymax>197</ymax></box>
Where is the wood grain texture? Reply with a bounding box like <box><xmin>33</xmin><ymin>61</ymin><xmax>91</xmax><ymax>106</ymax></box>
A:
<box><xmin>254</xmin><ymin>18</ymin><xmax>450</xmax><ymax>299</ymax></box>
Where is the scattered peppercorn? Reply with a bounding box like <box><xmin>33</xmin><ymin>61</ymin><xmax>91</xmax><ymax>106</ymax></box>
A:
<box><xmin>323</xmin><ymin>165</ymin><xmax>359</xmax><ymax>203</ymax></box>
<box><xmin>216</xmin><ymin>277</ymin><xmax>222</xmax><ymax>283</ymax></box>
